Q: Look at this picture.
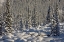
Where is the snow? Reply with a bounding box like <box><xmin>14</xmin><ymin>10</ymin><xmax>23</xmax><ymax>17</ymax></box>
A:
<box><xmin>0</xmin><ymin>23</ymin><xmax>64</xmax><ymax>42</ymax></box>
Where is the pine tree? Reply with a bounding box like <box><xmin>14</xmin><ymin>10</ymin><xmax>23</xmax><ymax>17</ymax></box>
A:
<box><xmin>0</xmin><ymin>20</ymin><xmax>2</xmax><ymax>35</ymax></box>
<box><xmin>27</xmin><ymin>6</ymin><xmax>30</xmax><ymax>28</ymax></box>
<box><xmin>25</xmin><ymin>20</ymin><xmax>28</xmax><ymax>29</ymax></box>
<box><xmin>31</xmin><ymin>0</ymin><xmax>37</xmax><ymax>27</ymax></box>
<box><xmin>20</xmin><ymin>18</ymin><xmax>23</xmax><ymax>31</ymax></box>
<box><xmin>51</xmin><ymin>3</ymin><xmax>59</xmax><ymax>36</ymax></box>
<box><xmin>32</xmin><ymin>8</ymin><xmax>37</xmax><ymax>27</ymax></box>
<box><xmin>25</xmin><ymin>6</ymin><xmax>30</xmax><ymax>28</ymax></box>
<box><xmin>46</xmin><ymin>6</ymin><xmax>51</xmax><ymax>24</ymax></box>
<box><xmin>4</xmin><ymin>0</ymin><xmax>13</xmax><ymax>33</ymax></box>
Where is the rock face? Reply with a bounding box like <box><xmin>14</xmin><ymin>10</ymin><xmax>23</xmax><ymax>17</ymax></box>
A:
<box><xmin>0</xmin><ymin>0</ymin><xmax>64</xmax><ymax>28</ymax></box>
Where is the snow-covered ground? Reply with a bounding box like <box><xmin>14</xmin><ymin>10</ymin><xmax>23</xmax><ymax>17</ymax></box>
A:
<box><xmin>0</xmin><ymin>23</ymin><xmax>64</xmax><ymax>42</ymax></box>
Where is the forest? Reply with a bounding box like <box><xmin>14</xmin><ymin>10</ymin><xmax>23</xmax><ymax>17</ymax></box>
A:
<box><xmin>0</xmin><ymin>0</ymin><xmax>64</xmax><ymax>42</ymax></box>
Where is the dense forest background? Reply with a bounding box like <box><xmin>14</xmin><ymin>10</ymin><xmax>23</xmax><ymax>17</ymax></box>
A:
<box><xmin>0</xmin><ymin>0</ymin><xmax>64</xmax><ymax>30</ymax></box>
<box><xmin>0</xmin><ymin>0</ymin><xmax>64</xmax><ymax>42</ymax></box>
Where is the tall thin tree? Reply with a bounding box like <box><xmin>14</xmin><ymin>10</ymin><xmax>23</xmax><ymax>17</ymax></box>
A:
<box><xmin>20</xmin><ymin>18</ymin><xmax>23</xmax><ymax>31</ymax></box>
<box><xmin>0</xmin><ymin>20</ymin><xmax>2</xmax><ymax>35</ymax></box>
<box><xmin>25</xmin><ymin>6</ymin><xmax>29</xmax><ymax>28</ymax></box>
<box><xmin>46</xmin><ymin>6</ymin><xmax>51</xmax><ymax>24</ymax></box>
<box><xmin>4</xmin><ymin>0</ymin><xmax>13</xmax><ymax>33</ymax></box>
<box><xmin>31</xmin><ymin>0</ymin><xmax>37</xmax><ymax>27</ymax></box>
<box><xmin>32</xmin><ymin>7</ymin><xmax>37</xmax><ymax>27</ymax></box>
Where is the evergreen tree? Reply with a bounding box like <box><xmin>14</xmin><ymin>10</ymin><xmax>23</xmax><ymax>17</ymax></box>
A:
<box><xmin>32</xmin><ymin>8</ymin><xmax>37</xmax><ymax>27</ymax></box>
<box><xmin>4</xmin><ymin>0</ymin><xmax>13</xmax><ymax>33</ymax></box>
<box><xmin>20</xmin><ymin>19</ymin><xmax>23</xmax><ymax>30</ymax></box>
<box><xmin>32</xmin><ymin>0</ymin><xmax>37</xmax><ymax>27</ymax></box>
<box><xmin>25</xmin><ymin>20</ymin><xmax>28</xmax><ymax>29</ymax></box>
<box><xmin>46</xmin><ymin>6</ymin><xmax>51</xmax><ymax>24</ymax></box>
<box><xmin>51</xmin><ymin>3</ymin><xmax>59</xmax><ymax>36</ymax></box>
<box><xmin>27</xmin><ymin>6</ymin><xmax>30</xmax><ymax>28</ymax></box>
<box><xmin>0</xmin><ymin>20</ymin><xmax>2</xmax><ymax>35</ymax></box>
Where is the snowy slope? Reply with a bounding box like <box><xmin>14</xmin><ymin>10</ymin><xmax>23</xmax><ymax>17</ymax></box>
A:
<box><xmin>0</xmin><ymin>23</ymin><xmax>64</xmax><ymax>42</ymax></box>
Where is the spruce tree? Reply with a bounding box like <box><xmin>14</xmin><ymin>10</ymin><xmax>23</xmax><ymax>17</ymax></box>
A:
<box><xmin>51</xmin><ymin>3</ymin><xmax>59</xmax><ymax>36</ymax></box>
<box><xmin>20</xmin><ymin>18</ymin><xmax>23</xmax><ymax>31</ymax></box>
<box><xmin>4</xmin><ymin>0</ymin><xmax>13</xmax><ymax>33</ymax></box>
<box><xmin>0</xmin><ymin>20</ymin><xmax>2</xmax><ymax>35</ymax></box>
<box><xmin>46</xmin><ymin>6</ymin><xmax>51</xmax><ymax>24</ymax></box>
<box><xmin>25</xmin><ymin>20</ymin><xmax>28</xmax><ymax>29</ymax></box>
<box><xmin>32</xmin><ymin>8</ymin><xmax>37</xmax><ymax>27</ymax></box>
<box><xmin>32</xmin><ymin>0</ymin><xmax>37</xmax><ymax>27</ymax></box>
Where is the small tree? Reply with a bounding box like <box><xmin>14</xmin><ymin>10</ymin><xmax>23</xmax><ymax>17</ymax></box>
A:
<box><xmin>20</xmin><ymin>19</ymin><xmax>23</xmax><ymax>31</ymax></box>
<box><xmin>46</xmin><ymin>6</ymin><xmax>51</xmax><ymax>24</ymax></box>
<box><xmin>25</xmin><ymin>20</ymin><xmax>28</xmax><ymax>29</ymax></box>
